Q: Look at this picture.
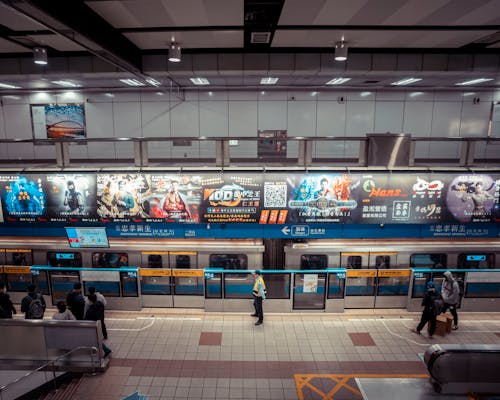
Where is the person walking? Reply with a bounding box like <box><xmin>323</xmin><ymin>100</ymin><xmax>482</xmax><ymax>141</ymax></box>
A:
<box><xmin>412</xmin><ymin>281</ymin><xmax>443</xmax><ymax>338</ymax></box>
<box><xmin>441</xmin><ymin>271</ymin><xmax>460</xmax><ymax>330</ymax></box>
<box><xmin>250</xmin><ymin>270</ymin><xmax>267</xmax><ymax>326</ymax></box>
<box><xmin>85</xmin><ymin>294</ymin><xmax>111</xmax><ymax>357</ymax></box>
<box><xmin>66</xmin><ymin>282</ymin><xmax>85</xmax><ymax>320</ymax></box>
<box><xmin>21</xmin><ymin>284</ymin><xmax>46</xmax><ymax>319</ymax></box>
<box><xmin>84</xmin><ymin>286</ymin><xmax>108</xmax><ymax>339</ymax></box>
<box><xmin>0</xmin><ymin>281</ymin><xmax>16</xmax><ymax>318</ymax></box>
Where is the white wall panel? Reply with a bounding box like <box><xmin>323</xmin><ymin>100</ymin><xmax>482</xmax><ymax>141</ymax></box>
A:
<box><xmin>85</xmin><ymin>103</ymin><xmax>114</xmax><ymax>138</ymax></box>
<box><xmin>199</xmin><ymin>100</ymin><xmax>229</xmax><ymax>137</ymax></box>
<box><xmin>172</xmin><ymin>142</ymin><xmax>200</xmax><ymax>159</ymax></box>
<box><xmin>3</xmin><ymin>104</ymin><xmax>32</xmax><ymax>138</ymax></box>
<box><xmin>114</xmin><ymin>142</ymin><xmax>135</xmax><ymax>159</ymax></box>
<box><xmin>0</xmin><ymin>106</ymin><xmax>5</xmax><ymax>139</ymax></box>
<box><xmin>229</xmin><ymin>101</ymin><xmax>257</xmax><ymax>136</ymax></box>
<box><xmin>140</xmin><ymin>91</ymin><xmax>171</xmax><ymax>102</ymax></box>
<box><xmin>258</xmin><ymin>101</ymin><xmax>287</xmax><ymax>131</ymax></box>
<box><xmin>431</xmin><ymin>102</ymin><xmax>462</xmax><ymax>137</ymax></box>
<box><xmin>376</xmin><ymin>92</ymin><xmax>405</xmax><ymax>101</ymax></box>
<box><xmin>148</xmin><ymin>141</ymin><xmax>172</xmax><ymax>159</ymax></box>
<box><xmin>111</xmin><ymin>92</ymin><xmax>140</xmax><ymax>102</ymax></box>
<box><xmin>229</xmin><ymin>142</ymin><xmax>257</xmax><ymax>158</ymax></box>
<box><xmin>34</xmin><ymin>144</ymin><xmax>56</xmax><ymax>159</ymax></box>
<box><xmin>114</xmin><ymin>102</ymin><xmax>142</xmax><ymax>137</ymax></box>
<box><xmin>141</xmin><ymin>102</ymin><xmax>171</xmax><ymax>137</ymax></box>
<box><xmin>228</xmin><ymin>91</ymin><xmax>258</xmax><ymax>101</ymax></box>
<box><xmin>374</xmin><ymin>102</ymin><xmax>404</xmax><ymax>133</ymax></box>
<box><xmin>6</xmin><ymin>143</ymin><xmax>34</xmax><ymax>159</ymax></box>
<box><xmin>404</xmin><ymin>91</ymin><xmax>434</xmax><ymax>102</ymax></box>
<box><xmin>459</xmin><ymin>102</ymin><xmax>490</xmax><ymax>137</ymax></box>
<box><xmin>171</xmin><ymin>101</ymin><xmax>200</xmax><ymax>137</ymax></box>
<box><xmin>316</xmin><ymin>101</ymin><xmax>346</xmax><ymax>136</ymax></box>
<box><xmin>287</xmin><ymin>101</ymin><xmax>316</xmax><ymax>137</ymax></box>
<box><xmin>29</xmin><ymin>93</ymin><xmax>56</xmax><ymax>104</ymax></box>
<box><xmin>258</xmin><ymin>91</ymin><xmax>287</xmax><ymax>101</ymax></box>
<box><xmin>403</xmin><ymin>102</ymin><xmax>433</xmax><ymax>137</ymax></box>
<box><xmin>346</xmin><ymin>101</ymin><xmax>375</xmax><ymax>136</ymax></box>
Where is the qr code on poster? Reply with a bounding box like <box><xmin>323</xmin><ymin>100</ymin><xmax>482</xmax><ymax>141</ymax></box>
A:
<box><xmin>264</xmin><ymin>184</ymin><xmax>287</xmax><ymax>208</ymax></box>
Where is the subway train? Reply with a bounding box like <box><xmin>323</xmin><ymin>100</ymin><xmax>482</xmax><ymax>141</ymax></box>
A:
<box><xmin>0</xmin><ymin>237</ymin><xmax>498</xmax><ymax>271</ymax></box>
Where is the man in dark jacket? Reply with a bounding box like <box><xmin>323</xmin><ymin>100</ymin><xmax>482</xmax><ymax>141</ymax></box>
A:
<box><xmin>0</xmin><ymin>281</ymin><xmax>16</xmax><ymax>318</ymax></box>
<box><xmin>21</xmin><ymin>284</ymin><xmax>46</xmax><ymax>319</ymax></box>
<box><xmin>85</xmin><ymin>294</ymin><xmax>111</xmax><ymax>357</ymax></box>
<box><xmin>66</xmin><ymin>282</ymin><xmax>85</xmax><ymax>320</ymax></box>
<box><xmin>412</xmin><ymin>281</ymin><xmax>442</xmax><ymax>338</ymax></box>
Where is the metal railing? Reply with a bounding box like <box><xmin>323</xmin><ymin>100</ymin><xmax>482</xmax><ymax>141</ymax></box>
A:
<box><xmin>0</xmin><ymin>346</ymin><xmax>99</xmax><ymax>400</ymax></box>
<box><xmin>0</xmin><ymin>136</ymin><xmax>499</xmax><ymax>169</ymax></box>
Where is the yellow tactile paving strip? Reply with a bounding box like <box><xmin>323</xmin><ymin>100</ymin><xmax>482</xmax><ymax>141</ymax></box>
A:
<box><xmin>294</xmin><ymin>374</ymin><xmax>429</xmax><ymax>400</ymax></box>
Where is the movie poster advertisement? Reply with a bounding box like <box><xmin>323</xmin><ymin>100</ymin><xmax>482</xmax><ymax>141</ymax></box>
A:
<box><xmin>284</xmin><ymin>173</ymin><xmax>358</xmax><ymax>223</ymax></box>
<box><xmin>201</xmin><ymin>174</ymin><xmax>262</xmax><ymax>223</ymax></box>
<box><xmin>142</xmin><ymin>174</ymin><xmax>203</xmax><ymax>223</ymax></box>
<box><xmin>445</xmin><ymin>174</ymin><xmax>499</xmax><ymax>223</ymax></box>
<box><xmin>96</xmin><ymin>174</ymin><xmax>150</xmax><ymax>221</ymax></box>
<box><xmin>0</xmin><ymin>174</ymin><xmax>46</xmax><ymax>221</ymax></box>
<box><xmin>44</xmin><ymin>174</ymin><xmax>97</xmax><ymax>222</ymax></box>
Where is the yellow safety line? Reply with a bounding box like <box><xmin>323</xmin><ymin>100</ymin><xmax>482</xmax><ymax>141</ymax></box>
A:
<box><xmin>294</xmin><ymin>373</ymin><xmax>429</xmax><ymax>400</ymax></box>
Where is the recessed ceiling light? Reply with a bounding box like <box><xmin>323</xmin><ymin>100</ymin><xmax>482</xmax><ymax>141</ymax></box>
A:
<box><xmin>190</xmin><ymin>77</ymin><xmax>210</xmax><ymax>85</ymax></box>
<box><xmin>0</xmin><ymin>82</ymin><xmax>21</xmax><ymax>89</ymax></box>
<box><xmin>360</xmin><ymin>91</ymin><xmax>372</xmax><ymax>97</ymax></box>
<box><xmin>2</xmin><ymin>95</ymin><xmax>21</xmax><ymax>100</ymax></box>
<box><xmin>119</xmin><ymin>79</ymin><xmax>145</xmax><ymax>86</ymax></box>
<box><xmin>455</xmin><ymin>78</ymin><xmax>493</xmax><ymax>86</ymax></box>
<box><xmin>391</xmin><ymin>78</ymin><xmax>422</xmax><ymax>86</ymax></box>
<box><xmin>52</xmin><ymin>80</ymin><xmax>81</xmax><ymax>87</ymax></box>
<box><xmin>409</xmin><ymin>91</ymin><xmax>424</xmax><ymax>97</ymax></box>
<box><xmin>260</xmin><ymin>77</ymin><xmax>279</xmax><ymax>85</ymax></box>
<box><xmin>104</xmin><ymin>93</ymin><xmax>114</xmax><ymax>98</ymax></box>
<box><xmin>145</xmin><ymin>77</ymin><xmax>161</xmax><ymax>87</ymax></box>
<box><xmin>325</xmin><ymin>77</ymin><xmax>351</xmax><ymax>85</ymax></box>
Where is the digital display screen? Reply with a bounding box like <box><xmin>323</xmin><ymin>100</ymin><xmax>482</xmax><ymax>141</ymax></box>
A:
<box><xmin>466</xmin><ymin>255</ymin><xmax>487</xmax><ymax>261</ymax></box>
<box><xmin>56</xmin><ymin>253</ymin><xmax>75</xmax><ymax>259</ymax></box>
<box><xmin>65</xmin><ymin>227</ymin><xmax>109</xmax><ymax>248</ymax></box>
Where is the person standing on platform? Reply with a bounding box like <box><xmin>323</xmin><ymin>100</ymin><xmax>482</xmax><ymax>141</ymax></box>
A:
<box><xmin>85</xmin><ymin>294</ymin><xmax>111</xmax><ymax>357</ymax></box>
<box><xmin>412</xmin><ymin>281</ymin><xmax>442</xmax><ymax>338</ymax></box>
<box><xmin>21</xmin><ymin>284</ymin><xmax>46</xmax><ymax>319</ymax></box>
<box><xmin>84</xmin><ymin>286</ymin><xmax>108</xmax><ymax>339</ymax></box>
<box><xmin>250</xmin><ymin>270</ymin><xmax>267</xmax><ymax>326</ymax></box>
<box><xmin>441</xmin><ymin>271</ymin><xmax>460</xmax><ymax>330</ymax></box>
<box><xmin>0</xmin><ymin>281</ymin><xmax>16</xmax><ymax>318</ymax></box>
<box><xmin>66</xmin><ymin>282</ymin><xmax>85</xmax><ymax>320</ymax></box>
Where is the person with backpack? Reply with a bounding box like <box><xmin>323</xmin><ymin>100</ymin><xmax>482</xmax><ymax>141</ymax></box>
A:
<box><xmin>84</xmin><ymin>286</ymin><xmax>108</xmax><ymax>339</ymax></box>
<box><xmin>411</xmin><ymin>281</ymin><xmax>443</xmax><ymax>338</ymax></box>
<box><xmin>85</xmin><ymin>294</ymin><xmax>111</xmax><ymax>357</ymax></box>
<box><xmin>21</xmin><ymin>284</ymin><xmax>46</xmax><ymax>319</ymax></box>
<box><xmin>0</xmin><ymin>281</ymin><xmax>17</xmax><ymax>318</ymax></box>
<box><xmin>441</xmin><ymin>271</ymin><xmax>460</xmax><ymax>330</ymax></box>
<box><xmin>66</xmin><ymin>282</ymin><xmax>86</xmax><ymax>320</ymax></box>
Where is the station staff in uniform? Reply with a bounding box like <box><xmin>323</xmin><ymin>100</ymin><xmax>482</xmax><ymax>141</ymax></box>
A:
<box><xmin>251</xmin><ymin>270</ymin><xmax>267</xmax><ymax>326</ymax></box>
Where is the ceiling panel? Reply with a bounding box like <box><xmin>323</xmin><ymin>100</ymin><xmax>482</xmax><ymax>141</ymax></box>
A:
<box><xmin>26</xmin><ymin>35</ymin><xmax>86</xmax><ymax>52</ymax></box>
<box><xmin>0</xmin><ymin>3</ymin><xmax>48</xmax><ymax>30</ymax></box>
<box><xmin>381</xmin><ymin>0</ymin><xmax>451</xmax><ymax>25</ymax></box>
<box><xmin>0</xmin><ymin>37</ymin><xmax>29</xmax><ymax>53</ymax></box>
<box><xmin>124</xmin><ymin>31</ymin><xmax>243</xmax><ymax>49</ymax></box>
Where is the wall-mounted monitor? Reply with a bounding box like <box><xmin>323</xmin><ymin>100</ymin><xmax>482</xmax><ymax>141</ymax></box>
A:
<box><xmin>31</xmin><ymin>104</ymin><xmax>86</xmax><ymax>139</ymax></box>
<box><xmin>65</xmin><ymin>227</ymin><xmax>109</xmax><ymax>248</ymax></box>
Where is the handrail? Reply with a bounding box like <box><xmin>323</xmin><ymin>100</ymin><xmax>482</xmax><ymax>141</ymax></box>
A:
<box><xmin>0</xmin><ymin>345</ymin><xmax>99</xmax><ymax>398</ymax></box>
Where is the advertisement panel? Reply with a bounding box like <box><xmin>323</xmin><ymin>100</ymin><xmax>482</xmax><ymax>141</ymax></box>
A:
<box><xmin>0</xmin><ymin>174</ymin><xmax>46</xmax><ymax>221</ymax></box>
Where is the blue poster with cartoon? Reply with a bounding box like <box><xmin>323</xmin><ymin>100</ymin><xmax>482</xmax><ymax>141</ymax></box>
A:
<box><xmin>0</xmin><ymin>175</ymin><xmax>46</xmax><ymax>221</ymax></box>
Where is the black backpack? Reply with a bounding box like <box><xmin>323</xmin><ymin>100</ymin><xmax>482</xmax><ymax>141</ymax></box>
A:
<box><xmin>431</xmin><ymin>293</ymin><xmax>445</xmax><ymax>316</ymax></box>
<box><xmin>28</xmin><ymin>294</ymin><xmax>44</xmax><ymax>319</ymax></box>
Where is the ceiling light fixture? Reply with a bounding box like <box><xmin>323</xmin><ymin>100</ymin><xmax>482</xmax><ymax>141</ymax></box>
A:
<box><xmin>168</xmin><ymin>43</ymin><xmax>181</xmax><ymax>63</ymax></box>
<box><xmin>190</xmin><ymin>77</ymin><xmax>210</xmax><ymax>85</ymax></box>
<box><xmin>334</xmin><ymin>40</ymin><xmax>348</xmax><ymax>61</ymax></box>
<box><xmin>0</xmin><ymin>82</ymin><xmax>21</xmax><ymax>89</ymax></box>
<box><xmin>325</xmin><ymin>77</ymin><xmax>351</xmax><ymax>85</ymax></box>
<box><xmin>52</xmin><ymin>80</ymin><xmax>81</xmax><ymax>87</ymax></box>
<box><xmin>260</xmin><ymin>77</ymin><xmax>279</xmax><ymax>85</ymax></box>
<box><xmin>391</xmin><ymin>77</ymin><xmax>422</xmax><ymax>86</ymax></box>
<box><xmin>33</xmin><ymin>47</ymin><xmax>48</xmax><ymax>65</ymax></box>
<box><xmin>145</xmin><ymin>77</ymin><xmax>161</xmax><ymax>87</ymax></box>
<box><xmin>119</xmin><ymin>79</ymin><xmax>145</xmax><ymax>86</ymax></box>
<box><xmin>455</xmin><ymin>78</ymin><xmax>494</xmax><ymax>86</ymax></box>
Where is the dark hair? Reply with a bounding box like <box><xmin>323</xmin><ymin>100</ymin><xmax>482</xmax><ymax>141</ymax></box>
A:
<box><xmin>88</xmin><ymin>294</ymin><xmax>97</xmax><ymax>303</ymax></box>
<box><xmin>56</xmin><ymin>301</ymin><xmax>67</xmax><ymax>313</ymax></box>
<box><xmin>88</xmin><ymin>286</ymin><xmax>96</xmax><ymax>294</ymax></box>
<box><xmin>0</xmin><ymin>281</ymin><xmax>5</xmax><ymax>290</ymax></box>
<box><xmin>254</xmin><ymin>269</ymin><xmax>261</xmax><ymax>275</ymax></box>
<box><xmin>73</xmin><ymin>282</ymin><xmax>82</xmax><ymax>290</ymax></box>
<box><xmin>27</xmin><ymin>284</ymin><xmax>36</xmax><ymax>292</ymax></box>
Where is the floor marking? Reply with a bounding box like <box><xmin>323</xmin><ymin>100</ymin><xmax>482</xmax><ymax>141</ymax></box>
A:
<box><xmin>382</xmin><ymin>320</ymin><xmax>429</xmax><ymax>346</ymax></box>
<box><xmin>294</xmin><ymin>374</ymin><xmax>428</xmax><ymax>400</ymax></box>
<box><xmin>107</xmin><ymin>318</ymin><xmax>156</xmax><ymax>332</ymax></box>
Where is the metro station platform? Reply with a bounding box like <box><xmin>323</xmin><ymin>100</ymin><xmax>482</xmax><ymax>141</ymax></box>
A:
<box><xmin>28</xmin><ymin>308</ymin><xmax>500</xmax><ymax>400</ymax></box>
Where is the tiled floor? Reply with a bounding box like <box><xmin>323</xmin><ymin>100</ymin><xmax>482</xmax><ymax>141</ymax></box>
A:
<box><xmin>68</xmin><ymin>309</ymin><xmax>500</xmax><ymax>400</ymax></box>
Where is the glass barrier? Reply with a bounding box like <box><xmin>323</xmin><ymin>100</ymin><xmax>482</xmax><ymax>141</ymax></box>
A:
<box><xmin>346</xmin><ymin>276</ymin><xmax>376</xmax><ymax>296</ymax></box>
<box><xmin>465</xmin><ymin>282</ymin><xmax>500</xmax><ymax>298</ymax></box>
<box><xmin>49</xmin><ymin>270</ymin><xmax>81</xmax><ymax>303</ymax></box>
<box><xmin>205</xmin><ymin>272</ymin><xmax>222</xmax><ymax>298</ymax></box>
<box><xmin>3</xmin><ymin>267</ymin><xmax>33</xmax><ymax>292</ymax></box>
<box><xmin>224</xmin><ymin>273</ymin><xmax>253</xmax><ymax>299</ymax></box>
<box><xmin>141</xmin><ymin>276</ymin><xmax>171</xmax><ymax>295</ymax></box>
<box><xmin>32</xmin><ymin>270</ymin><xmax>50</xmax><ymax>295</ymax></box>
<box><xmin>377</xmin><ymin>276</ymin><xmax>410</xmax><ymax>296</ymax></box>
<box><xmin>265</xmin><ymin>273</ymin><xmax>290</xmax><ymax>299</ymax></box>
<box><xmin>293</xmin><ymin>273</ymin><xmax>327</xmax><ymax>310</ymax></box>
<box><xmin>327</xmin><ymin>273</ymin><xmax>345</xmax><ymax>299</ymax></box>
<box><xmin>83</xmin><ymin>281</ymin><xmax>120</xmax><ymax>297</ymax></box>
<box><xmin>120</xmin><ymin>271</ymin><xmax>139</xmax><ymax>297</ymax></box>
<box><xmin>174</xmin><ymin>276</ymin><xmax>204</xmax><ymax>295</ymax></box>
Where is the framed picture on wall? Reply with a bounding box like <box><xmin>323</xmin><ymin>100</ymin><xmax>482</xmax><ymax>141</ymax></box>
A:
<box><xmin>31</xmin><ymin>103</ymin><xmax>86</xmax><ymax>139</ymax></box>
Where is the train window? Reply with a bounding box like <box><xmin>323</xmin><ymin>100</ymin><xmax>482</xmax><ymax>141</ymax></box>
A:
<box><xmin>375</xmin><ymin>255</ymin><xmax>391</xmax><ymax>269</ymax></box>
<box><xmin>457</xmin><ymin>253</ymin><xmax>494</xmax><ymax>269</ymax></box>
<box><xmin>92</xmin><ymin>252</ymin><xmax>129</xmax><ymax>268</ymax></box>
<box><xmin>409</xmin><ymin>254</ymin><xmax>447</xmax><ymax>269</ymax></box>
<box><xmin>8</xmin><ymin>251</ymin><xmax>32</xmax><ymax>266</ymax></box>
<box><xmin>175</xmin><ymin>255</ymin><xmax>191</xmax><ymax>269</ymax></box>
<box><xmin>147</xmin><ymin>255</ymin><xmax>163</xmax><ymax>268</ymax></box>
<box><xmin>300</xmin><ymin>255</ymin><xmax>327</xmax><ymax>270</ymax></box>
<box><xmin>346</xmin><ymin>256</ymin><xmax>362</xmax><ymax>269</ymax></box>
<box><xmin>209</xmin><ymin>254</ymin><xmax>248</xmax><ymax>270</ymax></box>
<box><xmin>47</xmin><ymin>252</ymin><xmax>82</xmax><ymax>268</ymax></box>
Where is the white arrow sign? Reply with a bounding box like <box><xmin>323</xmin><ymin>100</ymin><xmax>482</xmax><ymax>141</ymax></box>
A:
<box><xmin>281</xmin><ymin>226</ymin><xmax>290</xmax><ymax>235</ymax></box>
